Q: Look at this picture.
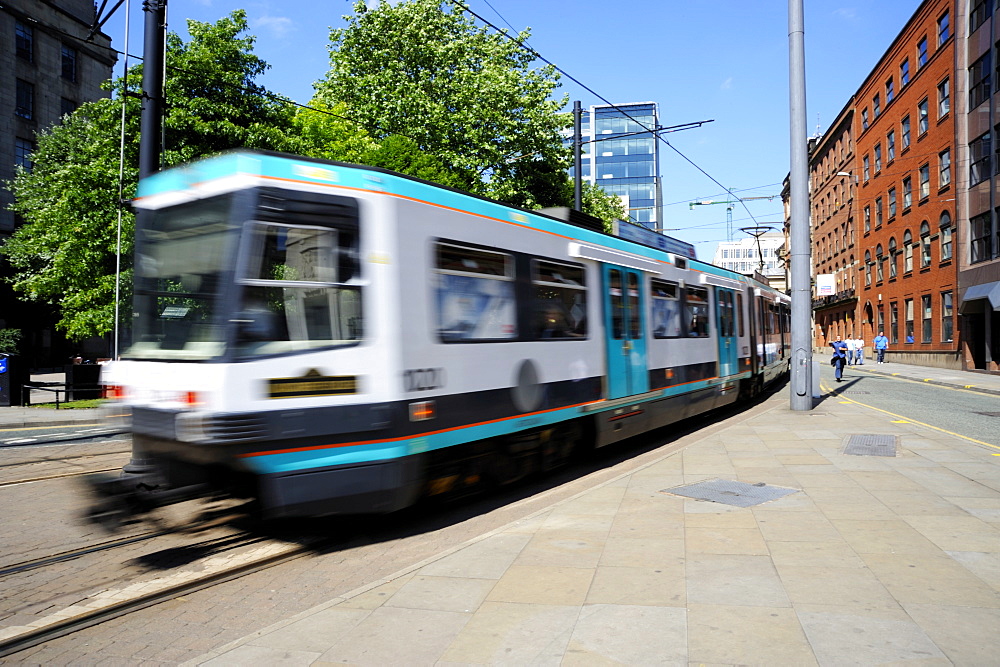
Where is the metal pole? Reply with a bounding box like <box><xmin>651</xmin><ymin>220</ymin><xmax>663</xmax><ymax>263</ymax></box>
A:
<box><xmin>138</xmin><ymin>0</ymin><xmax>166</xmax><ymax>180</ymax></box>
<box><xmin>788</xmin><ymin>0</ymin><xmax>813</xmax><ymax>410</ymax></box>
<box><xmin>125</xmin><ymin>0</ymin><xmax>166</xmax><ymax>475</ymax></box>
<box><xmin>573</xmin><ymin>100</ymin><xmax>582</xmax><ymax>212</ymax></box>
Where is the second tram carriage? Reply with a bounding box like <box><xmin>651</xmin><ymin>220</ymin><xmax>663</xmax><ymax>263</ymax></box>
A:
<box><xmin>101</xmin><ymin>150</ymin><xmax>790</xmax><ymax>518</ymax></box>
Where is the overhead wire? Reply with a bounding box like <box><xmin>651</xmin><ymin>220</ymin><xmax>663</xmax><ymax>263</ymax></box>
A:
<box><xmin>453</xmin><ymin>0</ymin><xmax>760</xmax><ymax>227</ymax></box>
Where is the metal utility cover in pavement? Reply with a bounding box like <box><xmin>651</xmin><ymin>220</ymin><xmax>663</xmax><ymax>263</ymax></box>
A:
<box><xmin>661</xmin><ymin>479</ymin><xmax>799</xmax><ymax>507</ymax></box>
<box><xmin>844</xmin><ymin>434</ymin><xmax>897</xmax><ymax>457</ymax></box>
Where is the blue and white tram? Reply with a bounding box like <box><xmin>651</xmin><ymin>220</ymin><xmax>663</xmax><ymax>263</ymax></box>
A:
<box><xmin>102</xmin><ymin>151</ymin><xmax>789</xmax><ymax>518</ymax></box>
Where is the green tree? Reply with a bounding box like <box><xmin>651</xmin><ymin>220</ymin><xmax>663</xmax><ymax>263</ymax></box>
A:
<box><xmin>3</xmin><ymin>11</ymin><xmax>299</xmax><ymax>340</ymax></box>
<box><xmin>315</xmin><ymin>0</ymin><xmax>569</xmax><ymax>207</ymax></box>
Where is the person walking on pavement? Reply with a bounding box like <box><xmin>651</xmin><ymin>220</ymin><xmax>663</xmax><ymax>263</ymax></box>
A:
<box><xmin>855</xmin><ymin>336</ymin><xmax>865</xmax><ymax>365</ymax></box>
<box><xmin>874</xmin><ymin>330</ymin><xmax>889</xmax><ymax>363</ymax></box>
<box><xmin>831</xmin><ymin>335</ymin><xmax>849</xmax><ymax>381</ymax></box>
<box><xmin>845</xmin><ymin>336</ymin><xmax>856</xmax><ymax>365</ymax></box>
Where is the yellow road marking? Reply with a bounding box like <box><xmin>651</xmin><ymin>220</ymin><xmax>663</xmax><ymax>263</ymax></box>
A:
<box><xmin>821</xmin><ymin>381</ymin><xmax>1000</xmax><ymax>452</ymax></box>
<box><xmin>855</xmin><ymin>367</ymin><xmax>997</xmax><ymax>397</ymax></box>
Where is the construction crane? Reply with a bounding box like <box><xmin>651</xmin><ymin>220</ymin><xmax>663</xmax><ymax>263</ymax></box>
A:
<box><xmin>689</xmin><ymin>193</ymin><xmax>778</xmax><ymax>241</ymax></box>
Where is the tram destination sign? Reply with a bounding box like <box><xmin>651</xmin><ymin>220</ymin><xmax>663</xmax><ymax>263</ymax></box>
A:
<box><xmin>613</xmin><ymin>221</ymin><xmax>697</xmax><ymax>259</ymax></box>
<box><xmin>268</xmin><ymin>369</ymin><xmax>358</xmax><ymax>398</ymax></box>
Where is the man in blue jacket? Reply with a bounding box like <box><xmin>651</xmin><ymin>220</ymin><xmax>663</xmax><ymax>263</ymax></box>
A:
<box><xmin>830</xmin><ymin>335</ymin><xmax>849</xmax><ymax>382</ymax></box>
<box><xmin>874</xmin><ymin>331</ymin><xmax>889</xmax><ymax>364</ymax></box>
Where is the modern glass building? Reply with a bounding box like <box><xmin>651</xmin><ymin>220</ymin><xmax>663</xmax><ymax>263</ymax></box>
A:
<box><xmin>570</xmin><ymin>102</ymin><xmax>662</xmax><ymax>231</ymax></box>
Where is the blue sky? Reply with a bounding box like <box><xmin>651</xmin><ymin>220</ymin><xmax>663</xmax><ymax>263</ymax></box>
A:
<box><xmin>101</xmin><ymin>0</ymin><xmax>920</xmax><ymax>261</ymax></box>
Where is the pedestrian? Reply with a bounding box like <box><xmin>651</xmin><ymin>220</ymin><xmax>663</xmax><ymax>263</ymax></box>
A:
<box><xmin>855</xmin><ymin>336</ymin><xmax>865</xmax><ymax>365</ymax></box>
<box><xmin>845</xmin><ymin>336</ymin><xmax>856</xmax><ymax>365</ymax></box>
<box><xmin>830</xmin><ymin>335</ymin><xmax>849</xmax><ymax>382</ymax></box>
<box><xmin>874</xmin><ymin>330</ymin><xmax>889</xmax><ymax>363</ymax></box>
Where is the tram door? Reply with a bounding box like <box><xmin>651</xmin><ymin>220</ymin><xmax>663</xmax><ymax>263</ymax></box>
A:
<box><xmin>602</xmin><ymin>265</ymin><xmax>649</xmax><ymax>399</ymax></box>
<box><xmin>715</xmin><ymin>287</ymin><xmax>738</xmax><ymax>377</ymax></box>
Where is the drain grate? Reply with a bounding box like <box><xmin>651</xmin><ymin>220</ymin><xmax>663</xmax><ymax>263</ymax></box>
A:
<box><xmin>844</xmin><ymin>434</ymin><xmax>897</xmax><ymax>457</ymax></box>
<box><xmin>660</xmin><ymin>479</ymin><xmax>799</xmax><ymax>507</ymax></box>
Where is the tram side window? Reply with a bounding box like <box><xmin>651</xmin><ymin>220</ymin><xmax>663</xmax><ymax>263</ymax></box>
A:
<box><xmin>651</xmin><ymin>279</ymin><xmax>682</xmax><ymax>338</ymax></box>
<box><xmin>436</xmin><ymin>243</ymin><xmax>517</xmax><ymax>342</ymax></box>
<box><xmin>685</xmin><ymin>286</ymin><xmax>710</xmax><ymax>337</ymax></box>
<box><xmin>235</xmin><ymin>223</ymin><xmax>361</xmax><ymax>356</ymax></box>
<box><xmin>737</xmin><ymin>293</ymin><xmax>745</xmax><ymax>337</ymax></box>
<box><xmin>532</xmin><ymin>259</ymin><xmax>587</xmax><ymax>339</ymax></box>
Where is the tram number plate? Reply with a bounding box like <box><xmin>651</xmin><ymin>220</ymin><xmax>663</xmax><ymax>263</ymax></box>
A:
<box><xmin>404</xmin><ymin>368</ymin><xmax>444</xmax><ymax>392</ymax></box>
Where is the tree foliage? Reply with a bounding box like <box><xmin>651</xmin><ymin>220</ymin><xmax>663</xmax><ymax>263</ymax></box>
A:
<box><xmin>314</xmin><ymin>0</ymin><xmax>569</xmax><ymax>207</ymax></box>
<box><xmin>3</xmin><ymin>11</ymin><xmax>300</xmax><ymax>340</ymax></box>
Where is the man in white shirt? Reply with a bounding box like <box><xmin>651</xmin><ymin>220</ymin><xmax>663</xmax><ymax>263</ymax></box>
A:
<box><xmin>844</xmin><ymin>336</ymin><xmax>857</xmax><ymax>365</ymax></box>
<box><xmin>855</xmin><ymin>337</ymin><xmax>865</xmax><ymax>365</ymax></box>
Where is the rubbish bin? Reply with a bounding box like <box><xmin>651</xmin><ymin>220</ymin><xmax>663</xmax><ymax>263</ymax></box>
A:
<box><xmin>66</xmin><ymin>363</ymin><xmax>102</xmax><ymax>401</ymax></box>
<box><xmin>0</xmin><ymin>354</ymin><xmax>27</xmax><ymax>406</ymax></box>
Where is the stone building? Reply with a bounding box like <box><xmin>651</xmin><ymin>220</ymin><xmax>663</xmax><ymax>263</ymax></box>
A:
<box><xmin>0</xmin><ymin>0</ymin><xmax>115</xmax><ymax>365</ymax></box>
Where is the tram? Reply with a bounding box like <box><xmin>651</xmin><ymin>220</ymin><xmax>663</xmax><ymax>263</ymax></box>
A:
<box><xmin>99</xmin><ymin>150</ymin><xmax>790</xmax><ymax>518</ymax></box>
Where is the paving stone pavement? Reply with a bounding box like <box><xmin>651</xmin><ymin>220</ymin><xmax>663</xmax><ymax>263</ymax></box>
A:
<box><xmin>184</xmin><ymin>375</ymin><xmax>1000</xmax><ymax>666</ymax></box>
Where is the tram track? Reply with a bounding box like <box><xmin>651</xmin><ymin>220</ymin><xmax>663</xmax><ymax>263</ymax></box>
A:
<box><xmin>0</xmin><ymin>531</ymin><xmax>324</xmax><ymax>658</ymax></box>
<box><xmin>0</xmin><ymin>530</ymin><xmax>169</xmax><ymax>578</ymax></box>
<box><xmin>0</xmin><ymin>467</ymin><xmax>125</xmax><ymax>489</ymax></box>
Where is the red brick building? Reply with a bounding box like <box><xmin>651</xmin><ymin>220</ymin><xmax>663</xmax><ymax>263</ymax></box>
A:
<box><xmin>809</xmin><ymin>105</ymin><xmax>858</xmax><ymax>346</ymax></box>
<box><xmin>810</xmin><ymin>0</ymin><xmax>959</xmax><ymax>367</ymax></box>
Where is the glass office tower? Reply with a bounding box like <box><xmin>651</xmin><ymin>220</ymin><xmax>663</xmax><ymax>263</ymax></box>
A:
<box><xmin>573</xmin><ymin>102</ymin><xmax>662</xmax><ymax>230</ymax></box>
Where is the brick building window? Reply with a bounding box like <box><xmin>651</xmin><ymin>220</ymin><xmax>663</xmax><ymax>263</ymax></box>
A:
<box><xmin>938</xmin><ymin>12</ymin><xmax>950</xmax><ymax>45</ymax></box>
<box><xmin>917</xmin><ymin>38</ymin><xmax>928</xmax><ymax>68</ymax></box>
<box><xmin>863</xmin><ymin>155</ymin><xmax>870</xmax><ymax>181</ymax></box>
<box><xmin>918</xmin><ymin>99</ymin><xmax>929</xmax><ymax>134</ymax></box>
<box><xmin>920</xmin><ymin>221</ymin><xmax>932</xmax><ymax>267</ymax></box>
<box><xmin>903</xmin><ymin>176</ymin><xmax>912</xmax><ymax>208</ymax></box>
<box><xmin>939</xmin><ymin>149</ymin><xmax>950</xmax><ymax>187</ymax></box>
<box><xmin>939</xmin><ymin>212</ymin><xmax>952</xmax><ymax>261</ymax></box>
<box><xmin>938</xmin><ymin>78</ymin><xmax>950</xmax><ymax>117</ymax></box>
<box><xmin>921</xmin><ymin>294</ymin><xmax>932</xmax><ymax>343</ymax></box>
<box><xmin>918</xmin><ymin>164</ymin><xmax>930</xmax><ymax>199</ymax></box>
<box><xmin>887</xmin><ymin>130</ymin><xmax>895</xmax><ymax>161</ymax></box>
<box><xmin>15</xmin><ymin>79</ymin><xmax>34</xmax><ymax>120</ymax></box>
<box><xmin>864</xmin><ymin>205</ymin><xmax>871</xmax><ymax>233</ymax></box>
<box><xmin>875</xmin><ymin>144</ymin><xmax>882</xmax><ymax>172</ymax></box>
<box><xmin>873</xmin><ymin>94</ymin><xmax>881</xmax><ymax>118</ymax></box>
<box><xmin>15</xmin><ymin>21</ymin><xmax>33</xmax><ymax>61</ymax></box>
<box><xmin>901</xmin><ymin>116</ymin><xmax>911</xmax><ymax>149</ymax></box>
<box><xmin>862</xmin><ymin>108</ymin><xmax>869</xmax><ymax>131</ymax></box>
<box><xmin>904</xmin><ymin>230</ymin><xmax>914</xmax><ymax>272</ymax></box>
<box><xmin>900</xmin><ymin>59</ymin><xmax>910</xmax><ymax>86</ymax></box>
<box><xmin>876</xmin><ymin>244</ymin><xmax>885</xmax><ymax>282</ymax></box>
<box><xmin>886</xmin><ymin>77</ymin><xmax>894</xmax><ymax>104</ymax></box>
<box><xmin>876</xmin><ymin>197</ymin><xmax>883</xmax><ymax>227</ymax></box>
<box><xmin>905</xmin><ymin>299</ymin><xmax>914</xmax><ymax>343</ymax></box>
<box><xmin>889</xmin><ymin>237</ymin><xmax>898</xmax><ymax>278</ymax></box>
<box><xmin>941</xmin><ymin>291</ymin><xmax>953</xmax><ymax>342</ymax></box>
<box><xmin>890</xmin><ymin>301</ymin><xmax>899</xmax><ymax>344</ymax></box>
<box><xmin>865</xmin><ymin>250</ymin><xmax>872</xmax><ymax>286</ymax></box>
<box><xmin>888</xmin><ymin>187</ymin><xmax>897</xmax><ymax>218</ymax></box>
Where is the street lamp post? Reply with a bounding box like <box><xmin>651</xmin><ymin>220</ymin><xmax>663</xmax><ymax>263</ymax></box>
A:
<box><xmin>788</xmin><ymin>0</ymin><xmax>813</xmax><ymax>410</ymax></box>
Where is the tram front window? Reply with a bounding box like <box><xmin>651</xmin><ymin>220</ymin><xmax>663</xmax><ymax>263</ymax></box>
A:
<box><xmin>128</xmin><ymin>196</ymin><xmax>236</xmax><ymax>360</ymax></box>
<box><xmin>232</xmin><ymin>222</ymin><xmax>361</xmax><ymax>358</ymax></box>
